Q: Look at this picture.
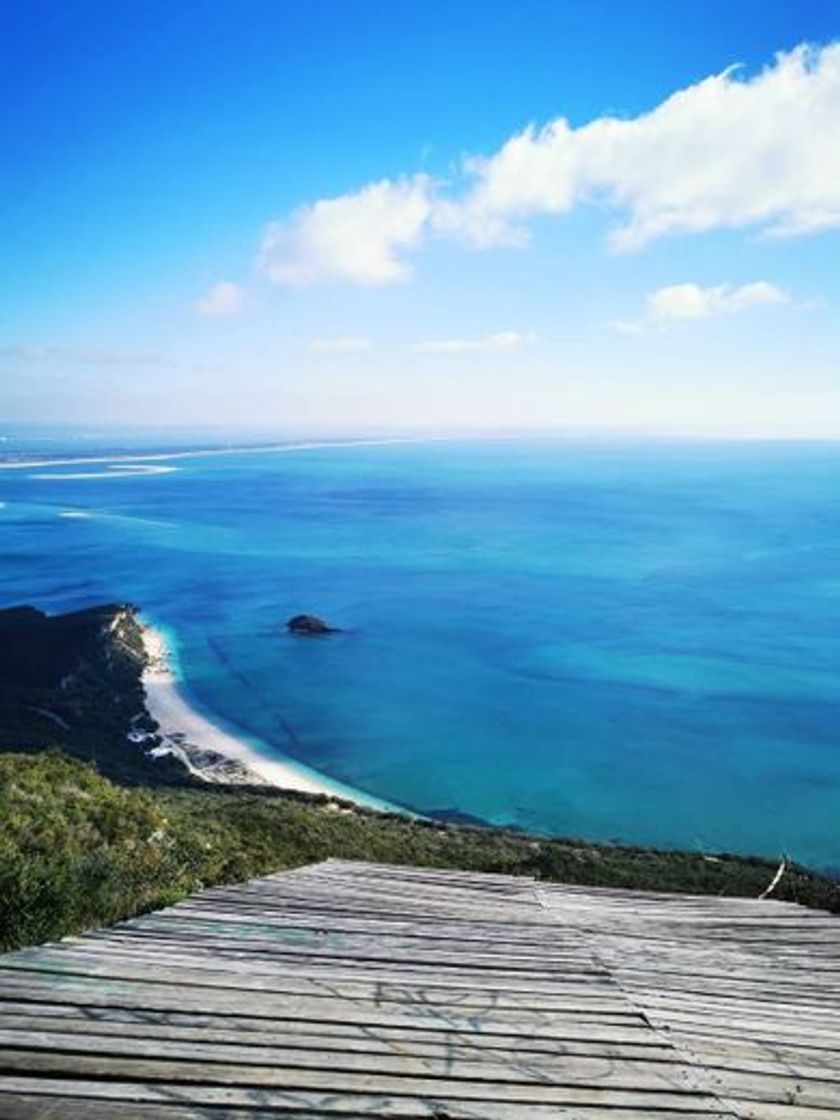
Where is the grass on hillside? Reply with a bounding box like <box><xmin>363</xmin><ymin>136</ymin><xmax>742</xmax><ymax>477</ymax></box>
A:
<box><xmin>1</xmin><ymin>750</ymin><xmax>837</xmax><ymax>952</ymax></box>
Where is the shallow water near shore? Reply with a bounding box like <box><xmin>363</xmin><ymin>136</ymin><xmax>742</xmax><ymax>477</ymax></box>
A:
<box><xmin>3</xmin><ymin>435</ymin><xmax>840</xmax><ymax>869</ymax></box>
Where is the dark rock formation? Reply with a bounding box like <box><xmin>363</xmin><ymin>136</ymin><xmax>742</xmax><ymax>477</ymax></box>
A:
<box><xmin>286</xmin><ymin>614</ymin><xmax>341</xmax><ymax>635</ymax></box>
<box><xmin>0</xmin><ymin>603</ymin><xmax>192</xmax><ymax>787</ymax></box>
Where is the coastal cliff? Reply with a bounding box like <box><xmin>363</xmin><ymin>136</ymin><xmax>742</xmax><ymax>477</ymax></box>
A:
<box><xmin>0</xmin><ymin>603</ymin><xmax>191</xmax><ymax>786</ymax></box>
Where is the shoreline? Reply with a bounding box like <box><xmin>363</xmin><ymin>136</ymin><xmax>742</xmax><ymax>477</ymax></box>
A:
<box><xmin>139</xmin><ymin>621</ymin><xmax>405</xmax><ymax>815</ymax></box>
<box><xmin>0</xmin><ymin>435</ymin><xmax>463</xmax><ymax>472</ymax></box>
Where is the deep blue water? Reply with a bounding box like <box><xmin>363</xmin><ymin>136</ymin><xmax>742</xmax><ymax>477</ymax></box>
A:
<box><xmin>2</xmin><ymin>437</ymin><xmax>840</xmax><ymax>869</ymax></box>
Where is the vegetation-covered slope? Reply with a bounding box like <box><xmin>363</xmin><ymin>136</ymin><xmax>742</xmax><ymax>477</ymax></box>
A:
<box><xmin>2</xmin><ymin>750</ymin><xmax>837</xmax><ymax>952</ymax></box>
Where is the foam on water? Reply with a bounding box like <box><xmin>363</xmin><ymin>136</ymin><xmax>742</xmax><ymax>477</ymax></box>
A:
<box><xmin>29</xmin><ymin>463</ymin><xmax>178</xmax><ymax>480</ymax></box>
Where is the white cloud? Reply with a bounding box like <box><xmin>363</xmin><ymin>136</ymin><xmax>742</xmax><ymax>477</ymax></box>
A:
<box><xmin>416</xmin><ymin>330</ymin><xmax>536</xmax><ymax>354</ymax></box>
<box><xmin>614</xmin><ymin>280</ymin><xmax>790</xmax><ymax>333</ymax></box>
<box><xmin>310</xmin><ymin>337</ymin><xmax>372</xmax><ymax>353</ymax></box>
<box><xmin>648</xmin><ymin>281</ymin><xmax>788</xmax><ymax>322</ymax></box>
<box><xmin>255</xmin><ymin>43</ymin><xmax>840</xmax><ymax>285</ymax></box>
<box><xmin>257</xmin><ymin>176</ymin><xmax>434</xmax><ymax>286</ymax></box>
<box><xmin>194</xmin><ymin>281</ymin><xmax>245</xmax><ymax>319</ymax></box>
<box><xmin>448</xmin><ymin>43</ymin><xmax>840</xmax><ymax>252</ymax></box>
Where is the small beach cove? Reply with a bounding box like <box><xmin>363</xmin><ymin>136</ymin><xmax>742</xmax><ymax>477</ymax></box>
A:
<box><xmin>139</xmin><ymin>620</ymin><xmax>405</xmax><ymax>814</ymax></box>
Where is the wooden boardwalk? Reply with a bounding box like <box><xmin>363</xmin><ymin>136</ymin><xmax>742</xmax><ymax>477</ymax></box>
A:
<box><xmin>0</xmin><ymin>859</ymin><xmax>838</xmax><ymax>1118</ymax></box>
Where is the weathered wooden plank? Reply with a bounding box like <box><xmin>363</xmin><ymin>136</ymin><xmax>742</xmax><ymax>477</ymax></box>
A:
<box><xmin>0</xmin><ymin>1084</ymin><xmax>737</xmax><ymax>1119</ymax></box>
<box><xmin>0</xmin><ymin>858</ymin><xmax>836</xmax><ymax>1118</ymax></box>
<box><xmin>205</xmin><ymin>891</ymin><xmax>541</xmax><ymax>922</ymax></box>
<box><xmin>0</xmin><ymin>949</ymin><xmax>621</xmax><ymax>1007</ymax></box>
<box><xmin>627</xmin><ymin>991</ymin><xmax>840</xmax><ymax>1035</ymax></box>
<box><xmin>25</xmin><ymin>929</ymin><xmax>605</xmax><ymax>976</ymax></box>
<box><xmin>0</xmin><ymin>1028</ymin><xmax>713</xmax><ymax>1093</ymax></box>
<box><xmin>0</xmin><ymin>966</ymin><xmax>634</xmax><ymax>1022</ymax></box>
<box><xmin>81</xmin><ymin>937</ymin><xmax>598</xmax><ymax>981</ymax></box>
<box><xmin>662</xmin><ymin>1024</ymin><xmax>840</xmax><ymax>1066</ymax></box>
<box><xmin>716</xmin><ymin>1101</ymin><xmax>840</xmax><ymax>1120</ymax></box>
<box><xmin>0</xmin><ymin>945</ymin><xmax>618</xmax><ymax>999</ymax></box>
<box><xmin>642</xmin><ymin>1011</ymin><xmax>840</xmax><ymax>1052</ymax></box>
<box><xmin>666</xmin><ymin>1031</ymin><xmax>840</xmax><ymax>1075</ymax></box>
<box><xmin>0</xmin><ymin>977</ymin><xmax>646</xmax><ymax>1037</ymax></box>
<box><xmin>154</xmin><ymin>904</ymin><xmax>589</xmax><ymax>946</ymax></box>
<box><xmin>0</xmin><ymin>1050</ymin><xmax>729</xmax><ymax>1109</ymax></box>
<box><xmin>698</xmin><ymin>1066</ymin><xmax>840</xmax><ymax>1109</ymax></box>
<box><xmin>27</xmin><ymin>926</ymin><xmax>598</xmax><ymax>973</ymax></box>
<box><xmin>613</xmin><ymin>976</ymin><xmax>840</xmax><ymax>1012</ymax></box>
<box><xmin>0</xmin><ymin>1011</ymin><xmax>699</xmax><ymax>1064</ymax></box>
<box><xmin>0</xmin><ymin>1002</ymin><xmax>666</xmax><ymax>1050</ymax></box>
<box><xmin>0</xmin><ymin>1099</ymin><xmax>223</xmax><ymax>1120</ymax></box>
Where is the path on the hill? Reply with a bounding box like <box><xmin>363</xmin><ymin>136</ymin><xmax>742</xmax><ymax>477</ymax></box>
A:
<box><xmin>0</xmin><ymin>859</ymin><xmax>838</xmax><ymax>1117</ymax></box>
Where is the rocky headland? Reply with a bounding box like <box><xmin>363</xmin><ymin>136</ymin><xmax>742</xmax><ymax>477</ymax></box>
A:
<box><xmin>0</xmin><ymin>603</ymin><xmax>189</xmax><ymax>786</ymax></box>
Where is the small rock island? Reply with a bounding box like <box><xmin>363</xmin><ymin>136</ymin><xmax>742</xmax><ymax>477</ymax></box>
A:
<box><xmin>286</xmin><ymin>613</ymin><xmax>341</xmax><ymax>635</ymax></box>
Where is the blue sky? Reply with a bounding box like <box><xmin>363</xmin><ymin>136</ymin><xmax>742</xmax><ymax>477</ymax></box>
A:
<box><xmin>2</xmin><ymin>1</ymin><xmax>839</xmax><ymax>434</ymax></box>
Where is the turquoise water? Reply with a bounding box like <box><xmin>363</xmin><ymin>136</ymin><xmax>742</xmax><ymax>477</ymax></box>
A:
<box><xmin>2</xmin><ymin>436</ymin><xmax>840</xmax><ymax>869</ymax></box>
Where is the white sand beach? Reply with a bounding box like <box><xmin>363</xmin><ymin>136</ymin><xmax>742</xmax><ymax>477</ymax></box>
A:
<box><xmin>139</xmin><ymin>622</ymin><xmax>400</xmax><ymax>813</ymax></box>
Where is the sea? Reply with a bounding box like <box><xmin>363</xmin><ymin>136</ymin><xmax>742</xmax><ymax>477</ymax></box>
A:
<box><xmin>2</xmin><ymin>431</ymin><xmax>840</xmax><ymax>870</ymax></box>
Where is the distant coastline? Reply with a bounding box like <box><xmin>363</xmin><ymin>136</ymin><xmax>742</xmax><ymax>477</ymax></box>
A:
<box><xmin>0</xmin><ymin>434</ymin><xmax>461</xmax><ymax>472</ymax></box>
<box><xmin>139</xmin><ymin>619</ymin><xmax>404</xmax><ymax>815</ymax></box>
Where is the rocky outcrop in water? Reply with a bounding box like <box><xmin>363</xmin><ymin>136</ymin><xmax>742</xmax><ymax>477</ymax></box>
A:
<box><xmin>286</xmin><ymin>614</ymin><xmax>341</xmax><ymax>635</ymax></box>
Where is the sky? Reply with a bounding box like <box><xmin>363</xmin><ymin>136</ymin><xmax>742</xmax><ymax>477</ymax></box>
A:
<box><xmin>2</xmin><ymin>0</ymin><xmax>840</xmax><ymax>436</ymax></box>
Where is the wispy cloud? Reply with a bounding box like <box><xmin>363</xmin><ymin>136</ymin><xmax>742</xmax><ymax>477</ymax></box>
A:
<box><xmin>648</xmin><ymin>281</ymin><xmax>789</xmax><ymax>321</ymax></box>
<box><xmin>310</xmin><ymin>337</ymin><xmax>372</xmax><ymax>353</ymax></box>
<box><xmin>614</xmin><ymin>281</ymin><xmax>790</xmax><ymax>334</ymax></box>
<box><xmin>0</xmin><ymin>345</ymin><xmax>158</xmax><ymax>365</ymax></box>
<box><xmin>0</xmin><ymin>345</ymin><xmax>226</xmax><ymax>372</ymax></box>
<box><xmin>193</xmin><ymin>280</ymin><xmax>246</xmax><ymax>318</ymax></box>
<box><xmin>416</xmin><ymin>330</ymin><xmax>536</xmax><ymax>354</ymax></box>
<box><xmin>254</xmin><ymin>43</ymin><xmax>840</xmax><ymax>286</ymax></box>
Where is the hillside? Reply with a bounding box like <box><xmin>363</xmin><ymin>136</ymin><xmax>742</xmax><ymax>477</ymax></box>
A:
<box><xmin>2</xmin><ymin>750</ymin><xmax>838</xmax><ymax>952</ymax></box>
